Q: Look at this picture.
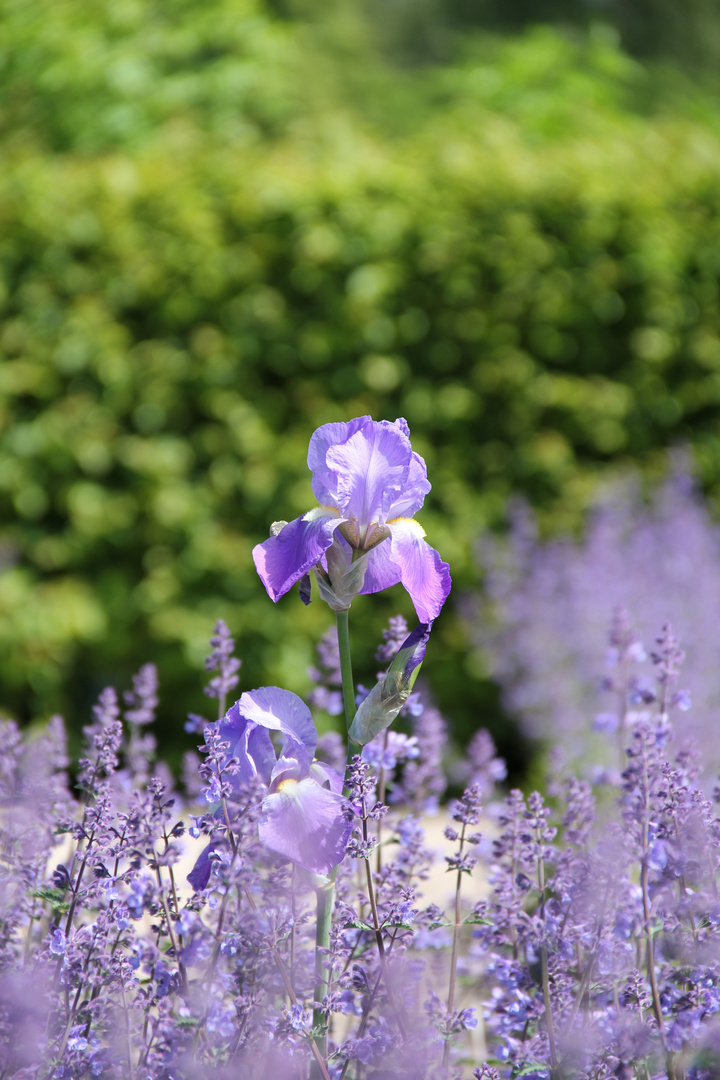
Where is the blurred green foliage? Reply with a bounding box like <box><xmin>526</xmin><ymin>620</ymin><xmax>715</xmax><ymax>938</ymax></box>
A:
<box><xmin>364</xmin><ymin>0</ymin><xmax>720</xmax><ymax>73</ymax></box>
<box><xmin>4</xmin><ymin>0</ymin><xmax>720</xmax><ymax>767</ymax></box>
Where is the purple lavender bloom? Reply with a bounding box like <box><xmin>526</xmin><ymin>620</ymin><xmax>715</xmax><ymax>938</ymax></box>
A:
<box><xmin>376</xmin><ymin>614</ymin><xmax>412</xmax><ymax>664</ymax></box>
<box><xmin>252</xmin><ymin>417</ymin><xmax>451</xmax><ymax>621</ymax></box>
<box><xmin>49</xmin><ymin>928</ymin><xmax>66</xmax><ymax>955</ymax></box>
<box><xmin>362</xmin><ymin>731</ymin><xmax>419</xmax><ymax>771</ymax></box>
<box><xmin>123</xmin><ymin>663</ymin><xmax>159</xmax><ymax>726</ymax></box>
<box><xmin>204</xmin><ymin>618</ymin><xmax>241</xmax><ymax>708</ymax></box>
<box><xmin>308</xmin><ymin>625</ymin><xmax>344</xmax><ymax>716</ymax></box>
<box><xmin>189</xmin><ymin>687</ymin><xmax>352</xmax><ymax>884</ymax></box>
<box><xmin>472</xmin><ymin>467</ymin><xmax>720</xmax><ymax>772</ymax></box>
<box><xmin>460</xmin><ymin>1007</ymin><xmax>479</xmax><ymax>1030</ymax></box>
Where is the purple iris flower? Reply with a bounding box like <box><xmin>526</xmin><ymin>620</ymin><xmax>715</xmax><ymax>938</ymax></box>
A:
<box><xmin>188</xmin><ymin>687</ymin><xmax>352</xmax><ymax>888</ymax></box>
<box><xmin>252</xmin><ymin>416</ymin><xmax>451</xmax><ymax>622</ymax></box>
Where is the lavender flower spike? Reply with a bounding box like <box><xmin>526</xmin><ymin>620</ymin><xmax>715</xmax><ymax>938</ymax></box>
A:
<box><xmin>349</xmin><ymin>622</ymin><xmax>432</xmax><ymax>745</ymax></box>
<box><xmin>189</xmin><ymin>687</ymin><xmax>352</xmax><ymax>885</ymax></box>
<box><xmin>252</xmin><ymin>417</ymin><xmax>451</xmax><ymax>621</ymax></box>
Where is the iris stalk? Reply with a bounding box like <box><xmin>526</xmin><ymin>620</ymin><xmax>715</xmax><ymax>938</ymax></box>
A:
<box><xmin>312</xmin><ymin>609</ymin><xmax>357</xmax><ymax>1067</ymax></box>
<box><xmin>336</xmin><ymin>609</ymin><xmax>356</xmax><ymax>735</ymax></box>
<box><xmin>312</xmin><ymin>881</ymin><xmax>334</xmax><ymax>1067</ymax></box>
<box><xmin>242</xmin><ymin>883</ymin><xmax>332</xmax><ymax>1080</ymax></box>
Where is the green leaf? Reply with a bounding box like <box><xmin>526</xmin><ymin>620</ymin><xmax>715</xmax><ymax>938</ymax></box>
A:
<box><xmin>512</xmin><ymin>1063</ymin><xmax>549</xmax><ymax>1077</ymax></box>
<box><xmin>29</xmin><ymin>888</ymin><xmax>70</xmax><ymax>913</ymax></box>
<box><xmin>463</xmin><ymin>912</ymin><xmax>493</xmax><ymax>926</ymax></box>
<box><xmin>428</xmin><ymin>917</ymin><xmax>453</xmax><ymax>930</ymax></box>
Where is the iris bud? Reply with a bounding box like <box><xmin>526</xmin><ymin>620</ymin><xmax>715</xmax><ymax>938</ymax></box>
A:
<box><xmin>348</xmin><ymin>622</ymin><xmax>432</xmax><ymax>745</ymax></box>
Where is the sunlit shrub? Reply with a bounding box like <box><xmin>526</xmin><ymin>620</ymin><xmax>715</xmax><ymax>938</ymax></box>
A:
<box><xmin>4</xmin><ymin>11</ymin><xmax>720</xmax><ymax>746</ymax></box>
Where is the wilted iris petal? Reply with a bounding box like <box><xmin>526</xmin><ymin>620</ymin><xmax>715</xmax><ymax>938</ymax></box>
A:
<box><xmin>253</xmin><ymin>416</ymin><xmax>450</xmax><ymax>620</ymax></box>
<box><xmin>259</xmin><ymin>777</ymin><xmax>352</xmax><ymax>876</ymax></box>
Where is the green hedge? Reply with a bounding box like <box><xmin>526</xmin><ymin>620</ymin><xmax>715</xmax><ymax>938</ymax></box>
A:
<box><xmin>4</xmin><ymin>9</ymin><xmax>720</xmax><ymax>762</ymax></box>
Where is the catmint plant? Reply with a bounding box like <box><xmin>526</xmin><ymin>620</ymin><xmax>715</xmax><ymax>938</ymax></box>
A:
<box><xmin>4</xmin><ymin>605</ymin><xmax>720</xmax><ymax>1078</ymax></box>
<box><xmin>473</xmin><ymin>467</ymin><xmax>716</xmax><ymax>772</ymax></box>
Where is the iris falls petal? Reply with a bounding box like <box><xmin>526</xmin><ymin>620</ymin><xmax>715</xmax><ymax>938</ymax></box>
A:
<box><xmin>259</xmin><ymin>777</ymin><xmax>353</xmax><ymax>876</ymax></box>
<box><xmin>252</xmin><ymin>508</ymin><xmax>341</xmax><ymax>602</ymax></box>
<box><xmin>385</xmin><ymin>518</ymin><xmax>451</xmax><ymax>623</ymax></box>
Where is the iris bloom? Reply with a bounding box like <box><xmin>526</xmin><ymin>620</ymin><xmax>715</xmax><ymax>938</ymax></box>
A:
<box><xmin>252</xmin><ymin>416</ymin><xmax>451</xmax><ymax>622</ymax></box>
<box><xmin>188</xmin><ymin>687</ymin><xmax>352</xmax><ymax>887</ymax></box>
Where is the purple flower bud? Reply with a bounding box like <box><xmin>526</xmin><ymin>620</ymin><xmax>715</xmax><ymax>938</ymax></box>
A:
<box><xmin>647</xmin><ymin>839</ymin><xmax>668</xmax><ymax>871</ymax></box>
<box><xmin>49</xmin><ymin>928</ymin><xmax>66</xmax><ymax>955</ymax></box>
<box><xmin>349</xmin><ymin>623</ymin><xmax>432</xmax><ymax>746</ymax></box>
<box><xmin>460</xmin><ymin>1007</ymin><xmax>479</xmax><ymax>1030</ymax></box>
<box><xmin>290</xmin><ymin>1004</ymin><xmax>309</xmax><ymax>1031</ymax></box>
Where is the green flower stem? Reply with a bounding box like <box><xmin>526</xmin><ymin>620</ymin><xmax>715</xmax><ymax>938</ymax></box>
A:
<box><xmin>336</xmin><ymin>609</ymin><xmax>363</xmax><ymax>800</ymax></box>
<box><xmin>538</xmin><ymin>848</ymin><xmax>559</xmax><ymax>1073</ymax></box>
<box><xmin>312</xmin><ymin>882</ymin><xmax>334</xmax><ymax>1064</ymax></box>
<box><xmin>443</xmin><ymin>821</ymin><xmax>466</xmax><ymax>1071</ymax></box>
<box><xmin>336</xmin><ymin>609</ymin><xmax>356</xmax><ymax>735</ymax></box>
<box><xmin>311</xmin><ymin>609</ymin><xmax>357</xmax><ymax>1073</ymax></box>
